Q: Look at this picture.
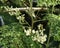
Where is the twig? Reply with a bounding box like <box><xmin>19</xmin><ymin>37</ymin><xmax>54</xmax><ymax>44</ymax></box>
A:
<box><xmin>33</xmin><ymin>19</ymin><xmax>46</xmax><ymax>23</ymax></box>
<box><xmin>8</xmin><ymin>7</ymin><xmax>47</xmax><ymax>11</ymax></box>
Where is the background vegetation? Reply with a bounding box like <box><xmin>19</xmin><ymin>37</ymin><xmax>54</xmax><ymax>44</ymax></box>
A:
<box><xmin>0</xmin><ymin>0</ymin><xmax>60</xmax><ymax>48</ymax></box>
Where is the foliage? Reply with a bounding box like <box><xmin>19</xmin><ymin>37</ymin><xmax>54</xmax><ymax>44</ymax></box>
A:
<box><xmin>0</xmin><ymin>12</ymin><xmax>17</xmax><ymax>25</ymax></box>
<box><xmin>43</xmin><ymin>14</ymin><xmax>60</xmax><ymax>41</ymax></box>
<box><xmin>0</xmin><ymin>23</ymin><xmax>24</xmax><ymax>48</ymax></box>
<box><xmin>37</xmin><ymin>0</ymin><xmax>60</xmax><ymax>7</ymax></box>
<box><xmin>0</xmin><ymin>0</ymin><xmax>60</xmax><ymax>48</ymax></box>
<box><xmin>0</xmin><ymin>23</ymin><xmax>44</xmax><ymax>48</ymax></box>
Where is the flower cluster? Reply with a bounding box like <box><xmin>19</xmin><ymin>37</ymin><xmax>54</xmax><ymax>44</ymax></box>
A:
<box><xmin>16</xmin><ymin>14</ymin><xmax>25</xmax><ymax>23</ymax></box>
<box><xmin>32</xmin><ymin>33</ymin><xmax>47</xmax><ymax>44</ymax></box>
<box><xmin>24</xmin><ymin>24</ymin><xmax>47</xmax><ymax>44</ymax></box>
<box><xmin>2</xmin><ymin>6</ymin><xmax>21</xmax><ymax>16</ymax></box>
<box><xmin>9</xmin><ymin>8</ymin><xmax>20</xmax><ymax>16</ymax></box>
<box><xmin>24</xmin><ymin>27</ymin><xmax>31</xmax><ymax>36</ymax></box>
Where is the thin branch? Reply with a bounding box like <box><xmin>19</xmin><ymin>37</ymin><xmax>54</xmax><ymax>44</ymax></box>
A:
<box><xmin>2</xmin><ymin>7</ymin><xmax>60</xmax><ymax>14</ymax></box>
<box><xmin>8</xmin><ymin>7</ymin><xmax>48</xmax><ymax>11</ymax></box>
<box><xmin>33</xmin><ymin>19</ymin><xmax>46</xmax><ymax>23</ymax></box>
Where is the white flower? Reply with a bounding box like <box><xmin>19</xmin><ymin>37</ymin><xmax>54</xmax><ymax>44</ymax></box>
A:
<box><xmin>32</xmin><ymin>30</ymin><xmax>35</xmax><ymax>34</ymax></box>
<box><xmin>34</xmin><ymin>33</ymin><xmax>47</xmax><ymax>44</ymax></box>
<box><xmin>32</xmin><ymin>37</ymin><xmax>37</xmax><ymax>41</ymax></box>
<box><xmin>16</xmin><ymin>16</ymin><xmax>20</xmax><ymax>20</ymax></box>
<box><xmin>17</xmin><ymin>16</ymin><xmax>25</xmax><ymax>22</ymax></box>
<box><xmin>24</xmin><ymin>29</ymin><xmax>27</xmax><ymax>33</ymax></box>
<box><xmin>35</xmin><ymin>30</ymin><xmax>39</xmax><ymax>34</ymax></box>
<box><xmin>44</xmin><ymin>34</ymin><xmax>47</xmax><ymax>38</ymax></box>
<box><xmin>37</xmin><ymin>39</ymin><xmax>41</xmax><ymax>42</ymax></box>
<box><xmin>16</xmin><ymin>16</ymin><xmax>21</xmax><ymax>20</ymax></box>
<box><xmin>39</xmin><ymin>30</ymin><xmax>43</xmax><ymax>35</ymax></box>
<box><xmin>40</xmin><ymin>35</ymin><xmax>47</xmax><ymax>44</ymax></box>
<box><xmin>24</xmin><ymin>28</ymin><xmax>31</xmax><ymax>36</ymax></box>
<box><xmin>26</xmin><ymin>30</ymin><xmax>31</xmax><ymax>36</ymax></box>
<box><xmin>40</xmin><ymin>37</ymin><xmax>46</xmax><ymax>44</ymax></box>
<box><xmin>9</xmin><ymin>12</ymin><xmax>14</xmax><ymax>16</ymax></box>
<box><xmin>29</xmin><ymin>28</ymin><xmax>31</xmax><ymax>32</ymax></box>
<box><xmin>38</xmin><ymin>24</ymin><xmax>41</xmax><ymax>29</ymax></box>
<box><xmin>43</xmin><ymin>29</ymin><xmax>45</xmax><ymax>31</ymax></box>
<box><xmin>24</xmin><ymin>29</ymin><xmax>31</xmax><ymax>36</ymax></box>
<box><xmin>39</xmin><ymin>30</ymin><xmax>42</xmax><ymax>32</ymax></box>
<box><xmin>37</xmin><ymin>37</ymin><xmax>41</xmax><ymax>42</ymax></box>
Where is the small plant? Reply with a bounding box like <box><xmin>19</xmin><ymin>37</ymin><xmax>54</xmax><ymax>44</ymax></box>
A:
<box><xmin>0</xmin><ymin>0</ymin><xmax>60</xmax><ymax>48</ymax></box>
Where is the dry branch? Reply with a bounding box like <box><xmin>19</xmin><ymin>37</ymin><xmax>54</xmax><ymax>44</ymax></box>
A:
<box><xmin>9</xmin><ymin>7</ymin><xmax>48</xmax><ymax>11</ymax></box>
<box><xmin>3</xmin><ymin>7</ymin><xmax>60</xmax><ymax>13</ymax></box>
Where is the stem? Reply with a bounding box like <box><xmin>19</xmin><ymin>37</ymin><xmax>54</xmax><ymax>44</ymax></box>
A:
<box><xmin>52</xmin><ymin>4</ymin><xmax>54</xmax><ymax>14</ymax></box>
<box><xmin>25</xmin><ymin>20</ymin><xmax>31</xmax><ymax>26</ymax></box>
<box><xmin>34</xmin><ymin>19</ymin><xmax>46</xmax><ymax>23</ymax></box>
<box><xmin>18</xmin><ymin>18</ymin><xmax>30</xmax><ymax>26</ymax></box>
<box><xmin>59</xmin><ymin>44</ymin><xmax>60</xmax><ymax>48</ymax></box>
<box><xmin>29</xmin><ymin>0</ymin><xmax>34</xmax><ymax>31</ymax></box>
<box><xmin>6</xmin><ymin>7</ymin><xmax>47</xmax><ymax>11</ymax></box>
<box><xmin>46</xmin><ymin>28</ymin><xmax>52</xmax><ymax>48</ymax></box>
<box><xmin>46</xmin><ymin>1</ymin><xmax>54</xmax><ymax>48</ymax></box>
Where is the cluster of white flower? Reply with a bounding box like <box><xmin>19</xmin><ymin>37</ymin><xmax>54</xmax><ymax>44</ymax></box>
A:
<box><xmin>9</xmin><ymin>11</ymin><xmax>17</xmax><ymax>16</ymax></box>
<box><xmin>3</xmin><ymin>6</ymin><xmax>20</xmax><ymax>16</ymax></box>
<box><xmin>24</xmin><ymin>27</ymin><xmax>31</xmax><ymax>36</ymax></box>
<box><xmin>38</xmin><ymin>24</ymin><xmax>45</xmax><ymax>35</ymax></box>
<box><xmin>32</xmin><ymin>33</ymin><xmax>47</xmax><ymax>44</ymax></box>
<box><xmin>1</xmin><ymin>6</ymin><xmax>10</xmax><ymax>11</ymax></box>
<box><xmin>9</xmin><ymin>9</ymin><xmax>20</xmax><ymax>16</ymax></box>
<box><xmin>24</xmin><ymin>24</ymin><xmax>47</xmax><ymax>44</ymax></box>
<box><xmin>4</xmin><ymin>6</ymin><xmax>25</xmax><ymax>23</ymax></box>
<box><xmin>16</xmin><ymin>14</ymin><xmax>25</xmax><ymax>23</ymax></box>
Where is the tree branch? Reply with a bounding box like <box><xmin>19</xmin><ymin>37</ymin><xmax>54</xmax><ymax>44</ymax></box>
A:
<box><xmin>8</xmin><ymin>7</ymin><xmax>47</xmax><ymax>11</ymax></box>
